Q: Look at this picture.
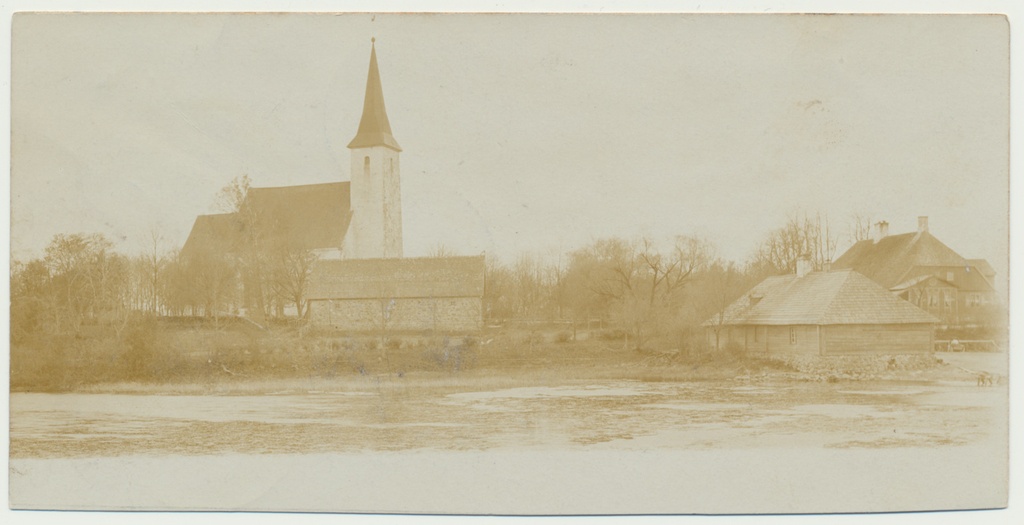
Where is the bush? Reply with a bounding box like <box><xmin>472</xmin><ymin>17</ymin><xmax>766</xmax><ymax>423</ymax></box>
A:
<box><xmin>424</xmin><ymin>337</ymin><xmax>476</xmax><ymax>373</ymax></box>
<box><xmin>555</xmin><ymin>331</ymin><xmax>573</xmax><ymax>343</ymax></box>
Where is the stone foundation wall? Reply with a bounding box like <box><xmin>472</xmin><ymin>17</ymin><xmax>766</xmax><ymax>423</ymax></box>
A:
<box><xmin>308</xmin><ymin>297</ymin><xmax>482</xmax><ymax>332</ymax></box>
<box><xmin>768</xmin><ymin>353</ymin><xmax>941</xmax><ymax>380</ymax></box>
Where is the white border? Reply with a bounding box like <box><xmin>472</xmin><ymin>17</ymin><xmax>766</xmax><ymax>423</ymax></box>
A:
<box><xmin>2</xmin><ymin>2</ymin><xmax>1020</xmax><ymax>525</ymax></box>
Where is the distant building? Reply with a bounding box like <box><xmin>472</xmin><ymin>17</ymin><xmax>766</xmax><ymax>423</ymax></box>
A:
<box><xmin>181</xmin><ymin>40</ymin><xmax>484</xmax><ymax>330</ymax></box>
<box><xmin>831</xmin><ymin>216</ymin><xmax>999</xmax><ymax>329</ymax></box>
<box><xmin>307</xmin><ymin>256</ymin><xmax>485</xmax><ymax>333</ymax></box>
<box><xmin>704</xmin><ymin>258</ymin><xmax>938</xmax><ymax>355</ymax></box>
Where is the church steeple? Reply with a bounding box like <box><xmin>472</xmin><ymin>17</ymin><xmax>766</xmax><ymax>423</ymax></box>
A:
<box><xmin>348</xmin><ymin>38</ymin><xmax>401</xmax><ymax>152</ymax></box>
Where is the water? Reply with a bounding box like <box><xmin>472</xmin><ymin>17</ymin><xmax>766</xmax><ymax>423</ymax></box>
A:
<box><xmin>10</xmin><ymin>379</ymin><xmax>1004</xmax><ymax>458</ymax></box>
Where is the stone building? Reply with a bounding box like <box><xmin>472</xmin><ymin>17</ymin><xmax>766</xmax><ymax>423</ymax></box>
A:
<box><xmin>307</xmin><ymin>256</ymin><xmax>486</xmax><ymax>333</ymax></box>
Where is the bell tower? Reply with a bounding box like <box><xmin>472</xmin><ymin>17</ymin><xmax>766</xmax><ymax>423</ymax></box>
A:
<box><xmin>344</xmin><ymin>38</ymin><xmax>403</xmax><ymax>259</ymax></box>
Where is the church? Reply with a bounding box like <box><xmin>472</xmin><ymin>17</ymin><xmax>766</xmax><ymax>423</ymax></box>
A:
<box><xmin>182</xmin><ymin>40</ymin><xmax>485</xmax><ymax>332</ymax></box>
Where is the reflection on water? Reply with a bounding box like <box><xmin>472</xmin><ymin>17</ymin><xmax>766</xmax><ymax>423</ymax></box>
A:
<box><xmin>10</xmin><ymin>380</ymin><xmax>1003</xmax><ymax>458</ymax></box>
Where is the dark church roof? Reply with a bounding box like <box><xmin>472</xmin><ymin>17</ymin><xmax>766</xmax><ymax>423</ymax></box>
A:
<box><xmin>182</xmin><ymin>213</ymin><xmax>245</xmax><ymax>257</ymax></box>
<box><xmin>831</xmin><ymin>231</ymin><xmax>968</xmax><ymax>289</ymax></box>
<box><xmin>347</xmin><ymin>40</ymin><xmax>401</xmax><ymax>151</ymax></box>
<box><xmin>246</xmin><ymin>182</ymin><xmax>351</xmax><ymax>250</ymax></box>
<box><xmin>706</xmin><ymin>270</ymin><xmax>939</xmax><ymax>327</ymax></box>
<box><xmin>307</xmin><ymin>255</ymin><xmax>486</xmax><ymax>300</ymax></box>
<box><xmin>182</xmin><ymin>182</ymin><xmax>351</xmax><ymax>258</ymax></box>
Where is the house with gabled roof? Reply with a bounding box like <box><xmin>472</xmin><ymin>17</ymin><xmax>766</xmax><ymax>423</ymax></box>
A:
<box><xmin>831</xmin><ymin>217</ymin><xmax>999</xmax><ymax>329</ymax></box>
<box><xmin>704</xmin><ymin>258</ymin><xmax>938</xmax><ymax>355</ymax></box>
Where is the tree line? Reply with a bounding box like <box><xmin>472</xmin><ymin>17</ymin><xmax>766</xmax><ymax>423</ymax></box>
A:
<box><xmin>12</xmin><ymin>199</ymin><xmax>859</xmax><ymax>352</ymax></box>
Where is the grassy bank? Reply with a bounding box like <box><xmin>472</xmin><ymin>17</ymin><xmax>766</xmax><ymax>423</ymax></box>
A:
<box><xmin>12</xmin><ymin>320</ymin><xmax>800</xmax><ymax>393</ymax></box>
<box><xmin>15</xmin><ymin>319</ymin><xmax>987</xmax><ymax>394</ymax></box>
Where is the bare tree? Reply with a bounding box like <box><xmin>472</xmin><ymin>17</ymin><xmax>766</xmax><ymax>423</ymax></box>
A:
<box><xmin>268</xmin><ymin>243</ymin><xmax>319</xmax><ymax>319</ymax></box>
<box><xmin>849</xmin><ymin>213</ymin><xmax>874</xmax><ymax>243</ymax></box>
<box><xmin>140</xmin><ymin>227</ymin><xmax>167</xmax><ymax>315</ymax></box>
<box><xmin>428</xmin><ymin>242</ymin><xmax>456</xmax><ymax>258</ymax></box>
<box><xmin>17</xmin><ymin>233</ymin><xmax>132</xmax><ymax>336</ymax></box>
<box><xmin>565</xmin><ymin>236</ymin><xmax>712</xmax><ymax>349</ymax></box>
<box><xmin>688</xmin><ymin>260</ymin><xmax>751</xmax><ymax>352</ymax></box>
<box><xmin>747</xmin><ymin>211</ymin><xmax>838</xmax><ymax>277</ymax></box>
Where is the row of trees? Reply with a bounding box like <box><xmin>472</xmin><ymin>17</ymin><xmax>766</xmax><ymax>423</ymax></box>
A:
<box><xmin>11</xmin><ymin>176</ymin><xmax>325</xmax><ymax>341</ymax></box>
<box><xmin>482</xmin><ymin>212</ymin><xmax>851</xmax><ymax>350</ymax></box>
<box><xmin>12</xmin><ymin>205</ymin><xmax>853</xmax><ymax>351</ymax></box>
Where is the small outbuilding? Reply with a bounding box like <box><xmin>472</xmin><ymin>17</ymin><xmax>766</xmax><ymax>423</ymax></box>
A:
<box><xmin>704</xmin><ymin>266</ymin><xmax>939</xmax><ymax>356</ymax></box>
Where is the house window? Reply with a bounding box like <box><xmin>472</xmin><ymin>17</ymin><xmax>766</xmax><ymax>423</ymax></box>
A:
<box><xmin>363</xmin><ymin>156</ymin><xmax>370</xmax><ymax>178</ymax></box>
<box><xmin>789</xmin><ymin>327</ymin><xmax>797</xmax><ymax>345</ymax></box>
<box><xmin>946</xmin><ymin>271</ymin><xmax>954</xmax><ymax>282</ymax></box>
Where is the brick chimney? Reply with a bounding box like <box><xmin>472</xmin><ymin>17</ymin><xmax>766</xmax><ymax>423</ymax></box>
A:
<box><xmin>796</xmin><ymin>253</ymin><xmax>812</xmax><ymax>278</ymax></box>
<box><xmin>918</xmin><ymin>216</ymin><xmax>929</xmax><ymax>234</ymax></box>
<box><xmin>872</xmin><ymin>221</ymin><xmax>889</xmax><ymax>244</ymax></box>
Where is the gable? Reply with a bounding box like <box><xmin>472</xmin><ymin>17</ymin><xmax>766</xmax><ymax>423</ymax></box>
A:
<box><xmin>181</xmin><ymin>213</ymin><xmax>245</xmax><ymax>259</ymax></box>
<box><xmin>181</xmin><ymin>182</ymin><xmax>352</xmax><ymax>259</ymax></box>
<box><xmin>832</xmin><ymin>232</ymin><xmax>966</xmax><ymax>288</ymax></box>
<box><xmin>708</xmin><ymin>270</ymin><xmax>938</xmax><ymax>326</ymax></box>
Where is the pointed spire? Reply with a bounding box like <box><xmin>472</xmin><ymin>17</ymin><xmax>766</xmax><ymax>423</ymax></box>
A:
<box><xmin>348</xmin><ymin>38</ymin><xmax>401</xmax><ymax>151</ymax></box>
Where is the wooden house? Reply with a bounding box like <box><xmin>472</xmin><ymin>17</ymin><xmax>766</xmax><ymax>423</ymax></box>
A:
<box><xmin>832</xmin><ymin>217</ymin><xmax>999</xmax><ymax>328</ymax></box>
<box><xmin>704</xmin><ymin>261</ymin><xmax>939</xmax><ymax>355</ymax></box>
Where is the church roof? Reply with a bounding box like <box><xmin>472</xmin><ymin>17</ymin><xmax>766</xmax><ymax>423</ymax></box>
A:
<box><xmin>182</xmin><ymin>213</ymin><xmax>245</xmax><ymax>258</ymax></box>
<box><xmin>347</xmin><ymin>40</ymin><xmax>401</xmax><ymax>151</ymax></box>
<box><xmin>705</xmin><ymin>269</ymin><xmax>939</xmax><ymax>327</ymax></box>
<box><xmin>308</xmin><ymin>255</ymin><xmax>486</xmax><ymax>300</ymax></box>
<box><xmin>246</xmin><ymin>182</ymin><xmax>351</xmax><ymax>250</ymax></box>
<box><xmin>831</xmin><ymin>231</ymin><xmax>967</xmax><ymax>289</ymax></box>
<box><xmin>181</xmin><ymin>182</ymin><xmax>351</xmax><ymax>258</ymax></box>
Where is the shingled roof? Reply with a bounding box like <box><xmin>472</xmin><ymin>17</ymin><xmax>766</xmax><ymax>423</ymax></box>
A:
<box><xmin>831</xmin><ymin>231</ymin><xmax>967</xmax><ymax>289</ymax></box>
<box><xmin>706</xmin><ymin>269</ymin><xmax>939</xmax><ymax>326</ymax></box>
<box><xmin>307</xmin><ymin>255</ymin><xmax>486</xmax><ymax>300</ymax></box>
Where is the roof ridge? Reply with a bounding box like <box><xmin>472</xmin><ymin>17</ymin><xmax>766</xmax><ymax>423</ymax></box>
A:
<box><xmin>250</xmin><ymin>181</ymin><xmax>349</xmax><ymax>191</ymax></box>
<box><xmin>814</xmin><ymin>270</ymin><xmax>854</xmax><ymax>324</ymax></box>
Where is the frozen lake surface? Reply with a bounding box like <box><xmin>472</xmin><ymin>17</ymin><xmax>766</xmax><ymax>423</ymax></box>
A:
<box><xmin>9</xmin><ymin>378</ymin><xmax>1008</xmax><ymax>513</ymax></box>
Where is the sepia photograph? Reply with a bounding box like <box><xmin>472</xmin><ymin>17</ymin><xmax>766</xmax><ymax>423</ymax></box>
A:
<box><xmin>5</xmin><ymin>5</ymin><xmax>1017</xmax><ymax>522</ymax></box>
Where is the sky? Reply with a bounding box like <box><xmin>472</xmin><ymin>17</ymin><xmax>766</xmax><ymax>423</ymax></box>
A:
<box><xmin>10</xmin><ymin>13</ymin><xmax>1010</xmax><ymax>284</ymax></box>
